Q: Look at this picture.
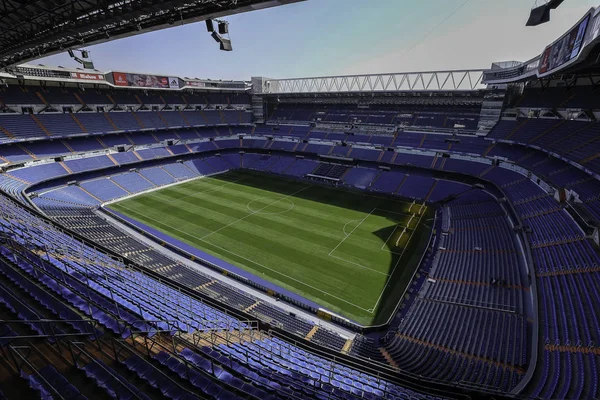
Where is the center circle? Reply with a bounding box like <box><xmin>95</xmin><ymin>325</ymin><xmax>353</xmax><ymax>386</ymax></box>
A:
<box><xmin>246</xmin><ymin>196</ymin><xmax>295</xmax><ymax>215</ymax></box>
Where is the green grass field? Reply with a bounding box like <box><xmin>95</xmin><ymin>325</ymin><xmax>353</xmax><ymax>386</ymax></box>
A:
<box><xmin>109</xmin><ymin>170</ymin><xmax>433</xmax><ymax>325</ymax></box>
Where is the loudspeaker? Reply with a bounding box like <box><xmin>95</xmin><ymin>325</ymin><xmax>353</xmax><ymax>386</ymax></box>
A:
<box><xmin>218</xmin><ymin>21</ymin><xmax>228</xmax><ymax>34</ymax></box>
<box><xmin>206</xmin><ymin>19</ymin><xmax>214</xmax><ymax>32</ymax></box>
<box><xmin>526</xmin><ymin>4</ymin><xmax>551</xmax><ymax>26</ymax></box>
<box><xmin>219</xmin><ymin>37</ymin><xmax>233</xmax><ymax>51</ymax></box>
<box><xmin>212</xmin><ymin>32</ymin><xmax>232</xmax><ymax>51</ymax></box>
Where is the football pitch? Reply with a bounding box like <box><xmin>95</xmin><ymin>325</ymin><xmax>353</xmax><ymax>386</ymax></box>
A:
<box><xmin>108</xmin><ymin>170</ymin><xmax>433</xmax><ymax>325</ymax></box>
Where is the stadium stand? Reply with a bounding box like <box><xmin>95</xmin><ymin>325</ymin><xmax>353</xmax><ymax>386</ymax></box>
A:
<box><xmin>2</xmin><ymin>7</ymin><xmax>600</xmax><ymax>397</ymax></box>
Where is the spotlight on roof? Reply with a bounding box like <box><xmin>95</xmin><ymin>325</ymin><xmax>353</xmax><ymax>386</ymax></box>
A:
<box><xmin>527</xmin><ymin>0</ymin><xmax>565</xmax><ymax>26</ymax></box>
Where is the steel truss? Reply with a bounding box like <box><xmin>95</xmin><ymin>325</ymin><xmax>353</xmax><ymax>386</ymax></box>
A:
<box><xmin>0</xmin><ymin>0</ymin><xmax>303</xmax><ymax>68</ymax></box>
<box><xmin>263</xmin><ymin>70</ymin><xmax>487</xmax><ymax>94</ymax></box>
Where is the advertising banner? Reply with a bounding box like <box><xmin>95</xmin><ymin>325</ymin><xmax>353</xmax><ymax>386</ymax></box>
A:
<box><xmin>539</xmin><ymin>14</ymin><xmax>590</xmax><ymax>74</ymax></box>
<box><xmin>168</xmin><ymin>77</ymin><xmax>180</xmax><ymax>89</ymax></box>
<box><xmin>70</xmin><ymin>72</ymin><xmax>105</xmax><ymax>81</ymax></box>
<box><xmin>590</xmin><ymin>13</ymin><xmax>600</xmax><ymax>42</ymax></box>
<box><xmin>185</xmin><ymin>81</ymin><xmax>205</xmax><ymax>88</ymax></box>
<box><xmin>112</xmin><ymin>72</ymin><xmax>174</xmax><ymax>88</ymax></box>
<box><xmin>113</xmin><ymin>72</ymin><xmax>128</xmax><ymax>86</ymax></box>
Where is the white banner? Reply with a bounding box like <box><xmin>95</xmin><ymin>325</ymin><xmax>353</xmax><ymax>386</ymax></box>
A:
<box><xmin>168</xmin><ymin>76</ymin><xmax>179</xmax><ymax>89</ymax></box>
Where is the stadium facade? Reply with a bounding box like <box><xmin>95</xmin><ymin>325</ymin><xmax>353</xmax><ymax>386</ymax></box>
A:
<box><xmin>0</xmin><ymin>4</ymin><xmax>599</xmax><ymax>400</ymax></box>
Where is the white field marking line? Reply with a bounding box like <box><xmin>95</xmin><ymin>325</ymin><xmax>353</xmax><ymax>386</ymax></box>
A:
<box><xmin>341</xmin><ymin>219</ymin><xmax>382</xmax><ymax>247</ymax></box>
<box><xmin>368</xmin><ymin>210</ymin><xmax>426</xmax><ymax>313</ymax></box>
<box><xmin>113</xmin><ymin>203</ymin><xmax>373</xmax><ymax>312</ymax></box>
<box><xmin>195</xmin><ymin>237</ymin><xmax>375</xmax><ymax>312</ymax></box>
<box><xmin>149</xmin><ymin>178</ymin><xmax>243</xmax><ymax>206</ymax></box>
<box><xmin>338</xmin><ymin>207</ymin><xmax>411</xmax><ymax>251</ymax></box>
<box><xmin>328</xmin><ymin>208</ymin><xmax>376</xmax><ymax>257</ymax></box>
<box><xmin>114</xmin><ymin>201</ymin><xmax>215</xmax><ymax>239</ymax></box>
<box><xmin>199</xmin><ymin>185</ymin><xmax>312</xmax><ymax>241</ymax></box>
<box><xmin>381</xmin><ymin>224</ymin><xmax>401</xmax><ymax>250</ymax></box>
<box><xmin>328</xmin><ymin>253</ymin><xmax>392</xmax><ymax>276</ymax></box>
<box><xmin>117</xmin><ymin>178</ymin><xmax>242</xmax><ymax>216</ymax></box>
<box><xmin>246</xmin><ymin>197</ymin><xmax>295</xmax><ymax>215</ymax></box>
<box><xmin>342</xmin><ymin>219</ymin><xmax>362</xmax><ymax>236</ymax></box>
<box><xmin>113</xmin><ymin>179</ymin><xmax>243</xmax><ymax>232</ymax></box>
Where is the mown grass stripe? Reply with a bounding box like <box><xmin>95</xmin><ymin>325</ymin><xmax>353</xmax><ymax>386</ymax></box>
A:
<box><xmin>109</xmin><ymin>170</ymin><xmax>431</xmax><ymax>325</ymax></box>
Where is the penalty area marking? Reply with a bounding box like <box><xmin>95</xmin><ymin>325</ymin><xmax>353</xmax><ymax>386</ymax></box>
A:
<box><xmin>381</xmin><ymin>224</ymin><xmax>400</xmax><ymax>251</ymax></box>
<box><xmin>328</xmin><ymin>253</ymin><xmax>391</xmax><ymax>276</ymax></box>
<box><xmin>342</xmin><ymin>219</ymin><xmax>363</xmax><ymax>236</ymax></box>
<box><xmin>369</xmin><ymin>210</ymin><xmax>426</xmax><ymax>313</ymax></box>
<box><xmin>328</xmin><ymin>208</ymin><xmax>376</xmax><ymax>257</ymax></box>
<box><xmin>330</xmin><ymin>208</ymin><xmax>407</xmax><ymax>276</ymax></box>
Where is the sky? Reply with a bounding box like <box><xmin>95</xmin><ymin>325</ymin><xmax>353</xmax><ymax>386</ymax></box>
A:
<box><xmin>36</xmin><ymin>0</ymin><xmax>597</xmax><ymax>80</ymax></box>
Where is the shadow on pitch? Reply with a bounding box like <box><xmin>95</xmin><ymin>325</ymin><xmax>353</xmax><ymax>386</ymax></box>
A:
<box><xmin>210</xmin><ymin>169</ymin><xmax>433</xmax><ymax>327</ymax></box>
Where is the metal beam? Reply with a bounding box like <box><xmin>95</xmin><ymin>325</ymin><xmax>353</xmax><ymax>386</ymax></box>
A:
<box><xmin>263</xmin><ymin>70</ymin><xmax>487</xmax><ymax>94</ymax></box>
<box><xmin>0</xmin><ymin>0</ymin><xmax>305</xmax><ymax>67</ymax></box>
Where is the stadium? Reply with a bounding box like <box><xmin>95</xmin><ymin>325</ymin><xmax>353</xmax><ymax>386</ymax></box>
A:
<box><xmin>0</xmin><ymin>0</ymin><xmax>599</xmax><ymax>399</ymax></box>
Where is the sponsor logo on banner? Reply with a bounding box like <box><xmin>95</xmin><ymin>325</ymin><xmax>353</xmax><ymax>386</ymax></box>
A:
<box><xmin>113</xmin><ymin>72</ymin><xmax>128</xmax><ymax>86</ymax></box>
<box><xmin>70</xmin><ymin>72</ymin><xmax>105</xmax><ymax>81</ymax></box>
<box><xmin>591</xmin><ymin>14</ymin><xmax>600</xmax><ymax>41</ymax></box>
<box><xmin>539</xmin><ymin>13</ymin><xmax>591</xmax><ymax>75</ymax></box>
<box><xmin>185</xmin><ymin>81</ymin><xmax>205</xmax><ymax>88</ymax></box>
<box><xmin>539</xmin><ymin>48</ymin><xmax>552</xmax><ymax>74</ymax></box>
<box><xmin>168</xmin><ymin>77</ymin><xmax>179</xmax><ymax>89</ymax></box>
<box><xmin>157</xmin><ymin>76</ymin><xmax>169</xmax><ymax>87</ymax></box>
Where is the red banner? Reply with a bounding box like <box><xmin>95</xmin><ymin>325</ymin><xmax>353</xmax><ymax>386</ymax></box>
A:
<box><xmin>70</xmin><ymin>72</ymin><xmax>105</xmax><ymax>81</ymax></box>
<box><xmin>113</xmin><ymin>72</ymin><xmax>128</xmax><ymax>87</ymax></box>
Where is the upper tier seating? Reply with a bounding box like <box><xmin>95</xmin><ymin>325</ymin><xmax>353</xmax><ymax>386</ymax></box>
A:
<box><xmin>0</xmin><ymin>110</ymin><xmax>251</xmax><ymax>144</ymax></box>
<box><xmin>517</xmin><ymin>86</ymin><xmax>600</xmax><ymax>110</ymax></box>
<box><xmin>269</xmin><ymin>104</ymin><xmax>482</xmax><ymax>131</ymax></box>
<box><xmin>1</xmin><ymin>77</ymin><xmax>600</xmax><ymax>400</ymax></box>
<box><xmin>487</xmin><ymin>119</ymin><xmax>600</xmax><ymax>175</ymax></box>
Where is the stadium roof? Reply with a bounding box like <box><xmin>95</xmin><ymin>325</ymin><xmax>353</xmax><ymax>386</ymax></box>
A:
<box><xmin>0</xmin><ymin>0</ymin><xmax>302</xmax><ymax>68</ymax></box>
